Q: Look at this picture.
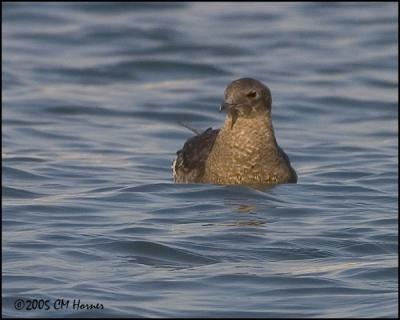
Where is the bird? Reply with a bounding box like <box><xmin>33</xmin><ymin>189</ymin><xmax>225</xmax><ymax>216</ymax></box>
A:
<box><xmin>172</xmin><ymin>78</ymin><xmax>297</xmax><ymax>185</ymax></box>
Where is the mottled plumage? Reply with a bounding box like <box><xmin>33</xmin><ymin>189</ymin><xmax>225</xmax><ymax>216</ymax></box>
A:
<box><xmin>173</xmin><ymin>78</ymin><xmax>297</xmax><ymax>185</ymax></box>
<box><xmin>173</xmin><ymin>128</ymin><xmax>219</xmax><ymax>183</ymax></box>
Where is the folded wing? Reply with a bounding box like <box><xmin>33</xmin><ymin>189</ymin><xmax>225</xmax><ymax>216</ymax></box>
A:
<box><xmin>173</xmin><ymin>128</ymin><xmax>220</xmax><ymax>183</ymax></box>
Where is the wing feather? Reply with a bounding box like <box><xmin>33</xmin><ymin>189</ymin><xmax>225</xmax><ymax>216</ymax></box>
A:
<box><xmin>173</xmin><ymin>128</ymin><xmax>219</xmax><ymax>183</ymax></box>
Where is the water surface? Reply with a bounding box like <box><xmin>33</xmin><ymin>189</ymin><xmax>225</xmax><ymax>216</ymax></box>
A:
<box><xmin>2</xmin><ymin>2</ymin><xmax>398</xmax><ymax>318</ymax></box>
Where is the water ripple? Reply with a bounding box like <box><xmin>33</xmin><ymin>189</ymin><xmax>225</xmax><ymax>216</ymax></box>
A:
<box><xmin>3</xmin><ymin>2</ymin><xmax>397</xmax><ymax>318</ymax></box>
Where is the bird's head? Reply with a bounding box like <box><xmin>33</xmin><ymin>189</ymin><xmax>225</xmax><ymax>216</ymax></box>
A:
<box><xmin>219</xmin><ymin>78</ymin><xmax>272</xmax><ymax>128</ymax></box>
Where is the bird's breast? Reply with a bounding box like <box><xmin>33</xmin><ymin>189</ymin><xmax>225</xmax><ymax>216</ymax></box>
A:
<box><xmin>204</xmin><ymin>120</ymin><xmax>282</xmax><ymax>184</ymax></box>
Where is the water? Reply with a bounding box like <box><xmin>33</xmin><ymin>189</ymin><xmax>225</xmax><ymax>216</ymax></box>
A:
<box><xmin>2</xmin><ymin>2</ymin><xmax>398</xmax><ymax>318</ymax></box>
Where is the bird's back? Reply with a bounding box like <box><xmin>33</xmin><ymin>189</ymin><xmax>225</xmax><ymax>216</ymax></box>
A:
<box><xmin>172</xmin><ymin>128</ymin><xmax>220</xmax><ymax>183</ymax></box>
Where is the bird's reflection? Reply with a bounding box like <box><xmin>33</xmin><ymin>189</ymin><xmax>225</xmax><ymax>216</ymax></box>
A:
<box><xmin>221</xmin><ymin>183</ymin><xmax>278</xmax><ymax>227</ymax></box>
<box><xmin>224</xmin><ymin>219</ymin><xmax>266</xmax><ymax>227</ymax></box>
<box><xmin>246</xmin><ymin>183</ymin><xmax>277</xmax><ymax>192</ymax></box>
<box><xmin>235</xmin><ymin>204</ymin><xmax>257</xmax><ymax>214</ymax></box>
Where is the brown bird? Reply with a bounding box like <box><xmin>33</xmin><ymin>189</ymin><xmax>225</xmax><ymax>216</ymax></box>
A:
<box><xmin>172</xmin><ymin>78</ymin><xmax>297</xmax><ymax>185</ymax></box>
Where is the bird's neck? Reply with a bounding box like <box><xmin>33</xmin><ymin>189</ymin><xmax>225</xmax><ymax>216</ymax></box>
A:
<box><xmin>220</xmin><ymin>114</ymin><xmax>278</xmax><ymax>151</ymax></box>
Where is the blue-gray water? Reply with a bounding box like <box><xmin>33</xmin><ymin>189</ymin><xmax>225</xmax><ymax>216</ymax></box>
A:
<box><xmin>2</xmin><ymin>2</ymin><xmax>398</xmax><ymax>318</ymax></box>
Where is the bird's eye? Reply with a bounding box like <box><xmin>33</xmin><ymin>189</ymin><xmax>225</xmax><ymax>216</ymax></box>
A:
<box><xmin>247</xmin><ymin>90</ymin><xmax>257</xmax><ymax>98</ymax></box>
